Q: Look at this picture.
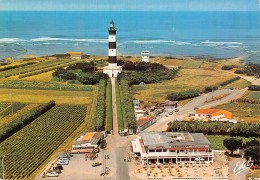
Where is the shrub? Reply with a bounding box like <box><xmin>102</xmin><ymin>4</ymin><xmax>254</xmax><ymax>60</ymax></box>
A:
<box><xmin>0</xmin><ymin>62</ymin><xmax>36</xmax><ymax>72</ymax></box>
<box><xmin>221</xmin><ymin>65</ymin><xmax>234</xmax><ymax>70</ymax></box>
<box><xmin>203</xmin><ymin>86</ymin><xmax>218</xmax><ymax>93</ymax></box>
<box><xmin>167</xmin><ymin>89</ymin><xmax>200</xmax><ymax>101</ymax></box>
<box><xmin>248</xmin><ymin>85</ymin><xmax>260</xmax><ymax>91</ymax></box>
<box><xmin>220</xmin><ymin>76</ymin><xmax>240</xmax><ymax>86</ymax></box>
<box><xmin>234</xmin><ymin>69</ymin><xmax>245</xmax><ymax>74</ymax></box>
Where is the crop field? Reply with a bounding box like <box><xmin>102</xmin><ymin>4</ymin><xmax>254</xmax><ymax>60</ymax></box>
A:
<box><xmin>182</xmin><ymin>60</ymin><xmax>203</xmax><ymax>68</ymax></box>
<box><xmin>214</xmin><ymin>102</ymin><xmax>260</xmax><ymax>123</ymax></box>
<box><xmin>0</xmin><ymin>79</ymin><xmax>93</xmax><ymax>91</ymax></box>
<box><xmin>0</xmin><ymin>104</ymin><xmax>39</xmax><ymax>127</ymax></box>
<box><xmin>0</xmin><ymin>88</ymin><xmax>95</xmax><ymax>104</ymax></box>
<box><xmin>0</xmin><ymin>102</ymin><xmax>27</xmax><ymax>120</ymax></box>
<box><xmin>20</xmin><ymin>70</ymin><xmax>55</xmax><ymax>81</ymax></box>
<box><xmin>0</xmin><ymin>104</ymin><xmax>88</xmax><ymax>179</ymax></box>
<box><xmin>0</xmin><ymin>103</ymin><xmax>10</xmax><ymax>112</ymax></box>
<box><xmin>131</xmin><ymin>69</ymin><xmax>237</xmax><ymax>103</ymax></box>
<box><xmin>206</xmin><ymin>135</ymin><xmax>256</xmax><ymax>150</ymax></box>
<box><xmin>242</xmin><ymin>91</ymin><xmax>260</xmax><ymax>101</ymax></box>
<box><xmin>18</xmin><ymin>59</ymin><xmax>86</xmax><ymax>79</ymax></box>
<box><xmin>0</xmin><ymin>59</ymin><xmax>69</xmax><ymax>78</ymax></box>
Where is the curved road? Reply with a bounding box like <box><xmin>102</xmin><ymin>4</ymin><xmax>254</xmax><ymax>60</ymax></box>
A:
<box><xmin>145</xmin><ymin>72</ymin><xmax>259</xmax><ymax>132</ymax></box>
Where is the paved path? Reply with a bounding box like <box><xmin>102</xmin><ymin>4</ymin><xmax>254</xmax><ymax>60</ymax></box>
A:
<box><xmin>110</xmin><ymin>77</ymin><xmax>130</xmax><ymax>180</ymax></box>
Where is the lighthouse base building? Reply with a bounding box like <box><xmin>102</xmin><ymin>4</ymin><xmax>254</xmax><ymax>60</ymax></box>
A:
<box><xmin>103</xmin><ymin>21</ymin><xmax>122</xmax><ymax>78</ymax></box>
<box><xmin>103</xmin><ymin>63</ymin><xmax>122</xmax><ymax>78</ymax></box>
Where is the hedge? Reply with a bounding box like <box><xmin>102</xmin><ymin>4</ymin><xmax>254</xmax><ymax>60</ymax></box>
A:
<box><xmin>119</xmin><ymin>79</ymin><xmax>136</xmax><ymax>129</ymax></box>
<box><xmin>93</xmin><ymin>79</ymin><xmax>106</xmax><ymax>131</ymax></box>
<box><xmin>105</xmin><ymin>79</ymin><xmax>113</xmax><ymax>132</ymax></box>
<box><xmin>115</xmin><ymin>78</ymin><xmax>124</xmax><ymax>130</ymax></box>
<box><xmin>167</xmin><ymin>89</ymin><xmax>200</xmax><ymax>101</ymax></box>
<box><xmin>248</xmin><ymin>85</ymin><xmax>260</xmax><ymax>91</ymax></box>
<box><xmin>167</xmin><ymin>121</ymin><xmax>260</xmax><ymax>137</ymax></box>
<box><xmin>0</xmin><ymin>100</ymin><xmax>55</xmax><ymax>143</ymax></box>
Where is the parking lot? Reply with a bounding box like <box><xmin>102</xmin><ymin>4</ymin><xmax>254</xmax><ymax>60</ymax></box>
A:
<box><xmin>41</xmin><ymin>149</ymin><xmax>114</xmax><ymax>180</ymax></box>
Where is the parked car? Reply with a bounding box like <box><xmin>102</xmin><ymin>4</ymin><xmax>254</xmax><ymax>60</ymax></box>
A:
<box><xmin>49</xmin><ymin>169</ymin><xmax>61</xmax><ymax>174</ymax></box>
<box><xmin>59</xmin><ymin>152</ymin><xmax>71</xmax><ymax>158</ymax></box>
<box><xmin>57</xmin><ymin>160</ymin><xmax>69</xmax><ymax>165</ymax></box>
<box><xmin>46</xmin><ymin>171</ymin><xmax>59</xmax><ymax>177</ymax></box>
<box><xmin>59</xmin><ymin>157</ymin><xmax>69</xmax><ymax>161</ymax></box>
<box><xmin>53</xmin><ymin>165</ymin><xmax>63</xmax><ymax>170</ymax></box>
<box><xmin>92</xmin><ymin>162</ymin><xmax>102</xmax><ymax>167</ymax></box>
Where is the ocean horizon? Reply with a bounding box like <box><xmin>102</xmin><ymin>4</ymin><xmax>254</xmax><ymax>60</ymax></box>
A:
<box><xmin>0</xmin><ymin>11</ymin><xmax>259</xmax><ymax>63</ymax></box>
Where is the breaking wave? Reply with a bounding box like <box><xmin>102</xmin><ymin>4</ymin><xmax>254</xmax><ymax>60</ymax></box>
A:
<box><xmin>201</xmin><ymin>40</ymin><xmax>243</xmax><ymax>45</ymax></box>
<box><xmin>30</xmin><ymin>37</ymin><xmax>107</xmax><ymax>43</ymax></box>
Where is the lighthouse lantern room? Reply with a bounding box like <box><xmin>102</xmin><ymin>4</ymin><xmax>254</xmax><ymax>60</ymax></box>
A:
<box><xmin>103</xmin><ymin>21</ymin><xmax>122</xmax><ymax>78</ymax></box>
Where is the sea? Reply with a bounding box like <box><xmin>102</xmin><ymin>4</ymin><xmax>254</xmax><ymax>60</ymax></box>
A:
<box><xmin>0</xmin><ymin>11</ymin><xmax>259</xmax><ymax>63</ymax></box>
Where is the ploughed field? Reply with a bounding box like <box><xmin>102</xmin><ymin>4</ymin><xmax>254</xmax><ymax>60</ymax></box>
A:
<box><xmin>0</xmin><ymin>104</ymin><xmax>88</xmax><ymax>179</ymax></box>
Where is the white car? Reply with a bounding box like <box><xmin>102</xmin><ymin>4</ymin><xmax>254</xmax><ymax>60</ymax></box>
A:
<box><xmin>59</xmin><ymin>158</ymin><xmax>69</xmax><ymax>161</ymax></box>
<box><xmin>57</xmin><ymin>160</ymin><xmax>69</xmax><ymax>165</ymax></box>
<box><xmin>46</xmin><ymin>171</ymin><xmax>59</xmax><ymax>177</ymax></box>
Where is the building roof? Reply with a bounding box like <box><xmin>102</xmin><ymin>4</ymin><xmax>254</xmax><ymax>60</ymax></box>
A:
<box><xmin>137</xmin><ymin>116</ymin><xmax>155</xmax><ymax>127</ymax></box>
<box><xmin>141</xmin><ymin>132</ymin><xmax>211</xmax><ymax>147</ymax></box>
<box><xmin>65</xmin><ymin>52</ymin><xmax>82</xmax><ymax>55</ymax></box>
<box><xmin>212</xmin><ymin>110</ymin><xmax>232</xmax><ymax>120</ymax></box>
<box><xmin>162</xmin><ymin>100</ymin><xmax>178</xmax><ymax>106</ymax></box>
<box><xmin>196</xmin><ymin>109</ymin><xmax>220</xmax><ymax>114</ymax></box>
<box><xmin>73</xmin><ymin>132</ymin><xmax>103</xmax><ymax>145</ymax></box>
<box><xmin>196</xmin><ymin>109</ymin><xmax>232</xmax><ymax>120</ymax></box>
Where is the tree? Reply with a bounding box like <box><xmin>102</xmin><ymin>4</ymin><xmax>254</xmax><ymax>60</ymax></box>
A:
<box><xmin>244</xmin><ymin>146</ymin><xmax>260</xmax><ymax>164</ymax></box>
<box><xmin>244</xmin><ymin>139</ymin><xmax>260</xmax><ymax>148</ymax></box>
<box><xmin>223</xmin><ymin>138</ymin><xmax>243</xmax><ymax>156</ymax></box>
<box><xmin>100</xmin><ymin>139</ymin><xmax>107</xmax><ymax>149</ymax></box>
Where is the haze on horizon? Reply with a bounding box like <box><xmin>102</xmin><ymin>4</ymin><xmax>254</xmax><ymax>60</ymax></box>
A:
<box><xmin>0</xmin><ymin>0</ymin><xmax>259</xmax><ymax>11</ymax></box>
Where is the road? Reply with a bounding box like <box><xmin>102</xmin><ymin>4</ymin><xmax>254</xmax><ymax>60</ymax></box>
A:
<box><xmin>145</xmin><ymin>71</ymin><xmax>259</xmax><ymax>132</ymax></box>
<box><xmin>110</xmin><ymin>77</ymin><xmax>130</xmax><ymax>180</ymax></box>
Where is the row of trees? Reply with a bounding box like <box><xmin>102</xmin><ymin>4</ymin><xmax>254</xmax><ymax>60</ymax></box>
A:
<box><xmin>115</xmin><ymin>79</ymin><xmax>124</xmax><ymax>130</ymax></box>
<box><xmin>118</xmin><ymin>79</ymin><xmax>137</xmax><ymax>130</ymax></box>
<box><xmin>203</xmin><ymin>77</ymin><xmax>240</xmax><ymax>93</ymax></box>
<box><xmin>93</xmin><ymin>79</ymin><xmax>106</xmax><ymax>131</ymax></box>
<box><xmin>248</xmin><ymin>85</ymin><xmax>260</xmax><ymax>91</ymax></box>
<box><xmin>0</xmin><ymin>61</ymin><xmax>35</xmax><ymax>72</ymax></box>
<box><xmin>105</xmin><ymin>79</ymin><xmax>113</xmax><ymax>132</ymax></box>
<box><xmin>167</xmin><ymin>89</ymin><xmax>200</xmax><ymax>101</ymax></box>
<box><xmin>0</xmin><ymin>100</ymin><xmax>55</xmax><ymax>142</ymax></box>
<box><xmin>167</xmin><ymin>121</ymin><xmax>260</xmax><ymax>137</ymax></box>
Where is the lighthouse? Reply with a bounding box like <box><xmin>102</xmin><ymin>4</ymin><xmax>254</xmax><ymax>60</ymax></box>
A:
<box><xmin>103</xmin><ymin>21</ymin><xmax>122</xmax><ymax>78</ymax></box>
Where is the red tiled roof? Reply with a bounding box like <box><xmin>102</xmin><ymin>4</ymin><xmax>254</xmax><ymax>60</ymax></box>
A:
<box><xmin>65</xmin><ymin>52</ymin><xmax>82</xmax><ymax>55</ymax></box>
<box><xmin>212</xmin><ymin>110</ymin><xmax>232</xmax><ymax>120</ymax></box>
<box><xmin>196</xmin><ymin>109</ymin><xmax>220</xmax><ymax>114</ymax></box>
<box><xmin>139</xmin><ymin>139</ymin><xmax>146</xmax><ymax>153</ymax></box>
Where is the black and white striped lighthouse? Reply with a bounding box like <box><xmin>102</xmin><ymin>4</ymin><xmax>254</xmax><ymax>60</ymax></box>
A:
<box><xmin>108</xmin><ymin>20</ymin><xmax>117</xmax><ymax>64</ymax></box>
<box><xmin>103</xmin><ymin>21</ymin><xmax>122</xmax><ymax>77</ymax></box>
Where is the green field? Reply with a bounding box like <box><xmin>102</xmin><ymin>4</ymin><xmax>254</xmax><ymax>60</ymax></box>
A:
<box><xmin>182</xmin><ymin>60</ymin><xmax>203</xmax><ymax>69</ymax></box>
<box><xmin>215</xmin><ymin>102</ymin><xmax>260</xmax><ymax>123</ymax></box>
<box><xmin>0</xmin><ymin>102</ymin><xmax>27</xmax><ymax>120</ymax></box>
<box><xmin>242</xmin><ymin>91</ymin><xmax>260</xmax><ymax>101</ymax></box>
<box><xmin>0</xmin><ymin>104</ymin><xmax>87</xmax><ymax>179</ymax></box>
<box><xmin>0</xmin><ymin>79</ymin><xmax>93</xmax><ymax>91</ymax></box>
<box><xmin>206</xmin><ymin>135</ymin><xmax>256</xmax><ymax>150</ymax></box>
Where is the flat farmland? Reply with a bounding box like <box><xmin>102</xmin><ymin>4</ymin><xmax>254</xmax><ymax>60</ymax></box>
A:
<box><xmin>131</xmin><ymin>69</ymin><xmax>237</xmax><ymax>103</ymax></box>
<box><xmin>0</xmin><ymin>88</ymin><xmax>95</xmax><ymax>104</ymax></box>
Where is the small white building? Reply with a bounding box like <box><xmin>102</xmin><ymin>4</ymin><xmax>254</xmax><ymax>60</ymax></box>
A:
<box><xmin>141</xmin><ymin>51</ymin><xmax>150</xmax><ymax>62</ymax></box>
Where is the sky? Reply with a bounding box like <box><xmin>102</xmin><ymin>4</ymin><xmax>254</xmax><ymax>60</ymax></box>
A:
<box><xmin>0</xmin><ymin>0</ymin><xmax>259</xmax><ymax>11</ymax></box>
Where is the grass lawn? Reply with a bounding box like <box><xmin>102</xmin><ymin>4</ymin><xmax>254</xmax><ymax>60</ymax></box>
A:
<box><xmin>214</xmin><ymin>101</ymin><xmax>260</xmax><ymax>123</ymax></box>
<box><xmin>131</xmin><ymin>69</ymin><xmax>237</xmax><ymax>104</ymax></box>
<box><xmin>0</xmin><ymin>88</ymin><xmax>96</xmax><ymax>104</ymax></box>
<box><xmin>206</xmin><ymin>135</ymin><xmax>257</xmax><ymax>150</ymax></box>
<box><xmin>182</xmin><ymin>60</ymin><xmax>203</xmax><ymax>68</ymax></box>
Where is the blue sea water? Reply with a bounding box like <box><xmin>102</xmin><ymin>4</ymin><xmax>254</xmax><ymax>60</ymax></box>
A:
<box><xmin>0</xmin><ymin>11</ymin><xmax>259</xmax><ymax>63</ymax></box>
